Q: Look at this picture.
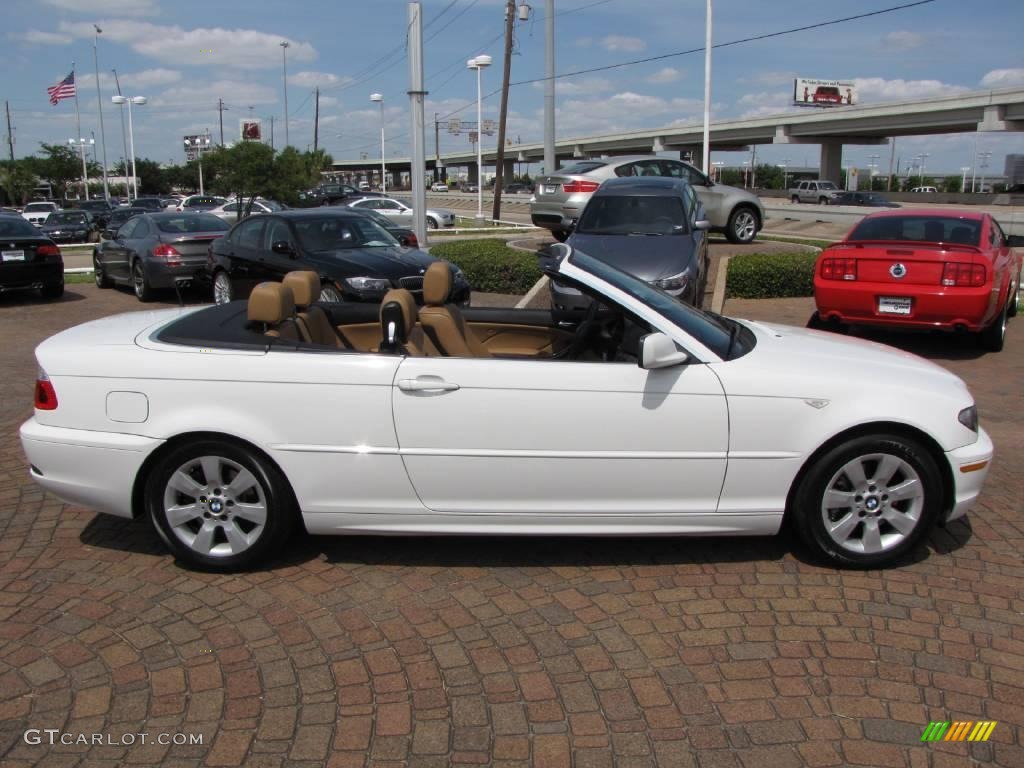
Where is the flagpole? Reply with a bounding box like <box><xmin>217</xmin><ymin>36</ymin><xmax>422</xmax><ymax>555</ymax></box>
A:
<box><xmin>71</xmin><ymin>61</ymin><xmax>87</xmax><ymax>200</ymax></box>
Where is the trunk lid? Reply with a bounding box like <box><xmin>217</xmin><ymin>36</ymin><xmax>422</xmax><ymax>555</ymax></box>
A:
<box><xmin>824</xmin><ymin>241</ymin><xmax>981</xmax><ymax>286</ymax></box>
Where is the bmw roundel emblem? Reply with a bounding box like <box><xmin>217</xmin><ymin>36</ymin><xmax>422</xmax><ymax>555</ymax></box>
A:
<box><xmin>209</xmin><ymin>499</ymin><xmax>223</xmax><ymax>514</ymax></box>
<box><xmin>889</xmin><ymin>263</ymin><xmax>907</xmax><ymax>279</ymax></box>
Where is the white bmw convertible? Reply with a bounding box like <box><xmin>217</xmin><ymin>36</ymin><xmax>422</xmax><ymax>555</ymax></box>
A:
<box><xmin>20</xmin><ymin>247</ymin><xmax>992</xmax><ymax>570</ymax></box>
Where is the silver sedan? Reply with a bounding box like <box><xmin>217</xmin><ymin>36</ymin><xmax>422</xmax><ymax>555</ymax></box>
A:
<box><xmin>347</xmin><ymin>196</ymin><xmax>455</xmax><ymax>229</ymax></box>
<box><xmin>208</xmin><ymin>199</ymin><xmax>283</xmax><ymax>223</ymax></box>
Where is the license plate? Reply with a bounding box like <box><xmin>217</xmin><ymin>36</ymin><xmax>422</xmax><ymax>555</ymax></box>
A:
<box><xmin>878</xmin><ymin>296</ymin><xmax>912</xmax><ymax>315</ymax></box>
<box><xmin>1</xmin><ymin>250</ymin><xmax>25</xmax><ymax>262</ymax></box>
<box><xmin>543</xmin><ymin>184</ymin><xmax>558</xmax><ymax>194</ymax></box>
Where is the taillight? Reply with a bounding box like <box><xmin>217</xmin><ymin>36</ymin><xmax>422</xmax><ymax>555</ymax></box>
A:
<box><xmin>153</xmin><ymin>243</ymin><xmax>183</xmax><ymax>266</ymax></box>
<box><xmin>562</xmin><ymin>180</ymin><xmax>600</xmax><ymax>193</ymax></box>
<box><xmin>405</xmin><ymin>233</ymin><xmax>419</xmax><ymax>248</ymax></box>
<box><xmin>821</xmin><ymin>257</ymin><xmax>858</xmax><ymax>281</ymax></box>
<box><xmin>34</xmin><ymin>368</ymin><xmax>58</xmax><ymax>410</ymax></box>
<box><xmin>942</xmin><ymin>262</ymin><xmax>985</xmax><ymax>287</ymax></box>
<box><xmin>37</xmin><ymin>244</ymin><xmax>61</xmax><ymax>259</ymax></box>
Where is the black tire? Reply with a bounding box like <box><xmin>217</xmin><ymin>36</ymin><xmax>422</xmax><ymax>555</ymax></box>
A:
<box><xmin>806</xmin><ymin>311</ymin><xmax>825</xmax><ymax>330</ymax></box>
<box><xmin>725</xmin><ymin>206</ymin><xmax>758</xmax><ymax>244</ymax></box>
<box><xmin>791</xmin><ymin>433</ymin><xmax>943</xmax><ymax>568</ymax></box>
<box><xmin>978</xmin><ymin>300</ymin><xmax>1008</xmax><ymax>352</ymax></box>
<box><xmin>818</xmin><ymin>196</ymin><xmax>829</xmax><ymax>205</ymax></box>
<box><xmin>426</xmin><ymin>217</ymin><xmax>439</xmax><ymax>230</ymax></box>
<box><xmin>145</xmin><ymin>438</ymin><xmax>296</xmax><ymax>571</ymax></box>
<box><xmin>94</xmin><ymin>255</ymin><xmax>112</xmax><ymax>288</ymax></box>
<box><xmin>319</xmin><ymin>284</ymin><xmax>343</xmax><ymax>303</ymax></box>
<box><xmin>132</xmin><ymin>259</ymin><xmax>153</xmax><ymax>302</ymax></box>
<box><xmin>790</xmin><ymin>195</ymin><xmax>800</xmax><ymax>204</ymax></box>
<box><xmin>40</xmin><ymin>281</ymin><xmax>64</xmax><ymax>299</ymax></box>
<box><xmin>552</xmin><ymin>230</ymin><xmax>570</xmax><ymax>243</ymax></box>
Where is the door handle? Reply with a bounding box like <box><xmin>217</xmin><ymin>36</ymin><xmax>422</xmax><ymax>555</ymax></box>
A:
<box><xmin>398</xmin><ymin>377</ymin><xmax>460</xmax><ymax>392</ymax></box>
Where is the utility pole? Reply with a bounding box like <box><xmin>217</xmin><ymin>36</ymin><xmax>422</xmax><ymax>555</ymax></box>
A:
<box><xmin>543</xmin><ymin>0</ymin><xmax>555</xmax><ymax>176</ymax></box>
<box><xmin>491</xmin><ymin>0</ymin><xmax>516</xmax><ymax>220</ymax></box>
<box><xmin>218</xmin><ymin>98</ymin><xmax>226</xmax><ymax>146</ymax></box>
<box><xmin>313</xmin><ymin>87</ymin><xmax>320</xmax><ymax>153</ymax></box>
<box><xmin>434</xmin><ymin>112</ymin><xmax>441</xmax><ymax>183</ymax></box>
<box><xmin>407</xmin><ymin>1</ymin><xmax>428</xmax><ymax>246</ymax></box>
<box><xmin>887</xmin><ymin>136</ymin><xmax>896</xmax><ymax>191</ymax></box>
<box><xmin>5</xmin><ymin>101</ymin><xmax>13</xmax><ymax>162</ymax></box>
<box><xmin>270</xmin><ymin>115</ymin><xmax>274</xmax><ymax>150</ymax></box>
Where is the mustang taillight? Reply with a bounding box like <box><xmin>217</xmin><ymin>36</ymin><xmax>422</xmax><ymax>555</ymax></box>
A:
<box><xmin>942</xmin><ymin>262</ymin><xmax>985</xmax><ymax>287</ymax></box>
<box><xmin>562</xmin><ymin>180</ymin><xmax>600</xmax><ymax>193</ymax></box>
<box><xmin>34</xmin><ymin>369</ymin><xmax>58</xmax><ymax>411</ymax></box>
<box><xmin>821</xmin><ymin>257</ymin><xmax>858</xmax><ymax>281</ymax></box>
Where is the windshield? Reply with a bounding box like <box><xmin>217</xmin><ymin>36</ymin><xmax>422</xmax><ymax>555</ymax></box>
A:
<box><xmin>78</xmin><ymin>201</ymin><xmax>109</xmax><ymax>211</ymax></box>
<box><xmin>577</xmin><ymin>196</ymin><xmax>687</xmax><ymax>235</ymax></box>
<box><xmin>293</xmin><ymin>216</ymin><xmax>399</xmax><ymax>251</ymax></box>
<box><xmin>0</xmin><ymin>217</ymin><xmax>41</xmax><ymax>237</ymax></box>
<box><xmin>556</xmin><ymin>160</ymin><xmax>607</xmax><ymax>176</ymax></box>
<box><xmin>155</xmin><ymin>214</ymin><xmax>230</xmax><ymax>233</ymax></box>
<box><xmin>361</xmin><ymin>210</ymin><xmax>398</xmax><ymax>229</ymax></box>
<box><xmin>567</xmin><ymin>248</ymin><xmax>734</xmax><ymax>359</ymax></box>
<box><xmin>47</xmin><ymin>212</ymin><xmax>89</xmax><ymax>225</ymax></box>
<box><xmin>849</xmin><ymin>215</ymin><xmax>981</xmax><ymax>245</ymax></box>
<box><xmin>25</xmin><ymin>203</ymin><xmax>54</xmax><ymax>212</ymax></box>
<box><xmin>109</xmin><ymin>208</ymin><xmax>145</xmax><ymax>224</ymax></box>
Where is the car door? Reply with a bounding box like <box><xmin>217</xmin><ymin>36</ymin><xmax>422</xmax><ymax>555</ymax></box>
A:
<box><xmin>226</xmin><ymin>217</ymin><xmax>268</xmax><ymax>295</ymax></box>
<box><xmin>260</xmin><ymin>217</ymin><xmax>302</xmax><ymax>280</ymax></box>
<box><xmin>391</xmin><ymin>333</ymin><xmax>729</xmax><ymax>519</ymax></box>
<box><xmin>102</xmin><ymin>217</ymin><xmax>140</xmax><ymax>280</ymax></box>
<box><xmin>662</xmin><ymin>160</ymin><xmax>725</xmax><ymax>225</ymax></box>
<box><xmin>376</xmin><ymin>199</ymin><xmax>412</xmax><ymax>225</ymax></box>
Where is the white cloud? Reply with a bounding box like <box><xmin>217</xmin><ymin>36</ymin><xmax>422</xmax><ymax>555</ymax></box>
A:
<box><xmin>735</xmin><ymin>91</ymin><xmax>797</xmax><ymax>119</ymax></box>
<box><xmin>154</xmin><ymin>80</ymin><xmax>279</xmax><ymax>108</ymax></box>
<box><xmin>554</xmin><ymin>91</ymin><xmax>704</xmax><ymax>136</ymax></box>
<box><xmin>853</xmin><ymin>77</ymin><xmax>970</xmax><ymax>102</ymax></box>
<box><xmin>601</xmin><ymin>35</ymin><xmax>645</xmax><ymax>53</ymax></box>
<box><xmin>288</xmin><ymin>71</ymin><xmax>352</xmax><ymax>89</ymax></box>
<box><xmin>980</xmin><ymin>68</ymin><xmax>1024</xmax><ymax>88</ymax></box>
<box><xmin>58</xmin><ymin>20</ymin><xmax>317</xmax><ymax>70</ymax></box>
<box><xmin>20</xmin><ymin>30</ymin><xmax>73</xmax><ymax>45</ymax></box>
<box><xmin>646</xmin><ymin>67</ymin><xmax>682</xmax><ymax>84</ymax></box>
<box><xmin>883</xmin><ymin>30</ymin><xmax>925</xmax><ymax>48</ymax></box>
<box><xmin>531</xmin><ymin>77</ymin><xmax>614</xmax><ymax>96</ymax></box>
<box><xmin>80</xmin><ymin>68</ymin><xmax>182</xmax><ymax>90</ymax></box>
<box><xmin>43</xmin><ymin>0</ymin><xmax>159</xmax><ymax>16</ymax></box>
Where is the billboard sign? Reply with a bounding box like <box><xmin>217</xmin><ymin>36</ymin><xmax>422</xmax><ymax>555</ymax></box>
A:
<box><xmin>240</xmin><ymin>119</ymin><xmax>262</xmax><ymax>141</ymax></box>
<box><xmin>447</xmin><ymin>119</ymin><xmax>462</xmax><ymax>134</ymax></box>
<box><xmin>794</xmin><ymin>78</ymin><xmax>856</xmax><ymax>107</ymax></box>
<box><xmin>183</xmin><ymin>134</ymin><xmax>211</xmax><ymax>162</ymax></box>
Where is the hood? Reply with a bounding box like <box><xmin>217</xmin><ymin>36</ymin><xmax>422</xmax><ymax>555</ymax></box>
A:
<box><xmin>426</xmin><ymin>208</ymin><xmax>454</xmax><ymax>217</ymax></box>
<box><xmin>309</xmin><ymin>246</ymin><xmax>436</xmax><ymax>279</ymax></box>
<box><xmin>569</xmin><ymin>232</ymin><xmax>697</xmax><ymax>281</ymax></box>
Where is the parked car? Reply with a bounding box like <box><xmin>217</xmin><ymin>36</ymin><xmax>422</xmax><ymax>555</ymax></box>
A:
<box><xmin>0</xmin><ymin>214</ymin><xmax>63</xmax><ymax>298</ymax></box>
<box><xmin>553</xmin><ymin>177</ymin><xmax>710</xmax><ymax>312</ymax></box>
<box><xmin>22</xmin><ymin>201</ymin><xmax>60</xmax><ymax>227</ymax></box>
<box><xmin>205</xmin><ymin>209</ymin><xmax>469</xmax><ymax>305</ymax></box>
<box><xmin>101</xmin><ymin>207</ymin><xmax>147</xmax><ymax>240</ymax></box>
<box><xmin>130</xmin><ymin>197</ymin><xmax>167</xmax><ymax>212</ymax></box>
<box><xmin>504</xmin><ymin>183</ymin><xmax>533</xmax><ymax>195</ymax></box>
<box><xmin>910</xmin><ymin>186</ymin><xmax>938</xmax><ymax>194</ymax></box>
<box><xmin>347</xmin><ymin>197</ymin><xmax>455</xmax><ymax>229</ymax></box>
<box><xmin>810</xmin><ymin>209</ymin><xmax>1023</xmax><ymax>352</ymax></box>
<box><xmin>76</xmin><ymin>199</ymin><xmax>114</xmax><ymax>229</ymax></box>
<box><xmin>789</xmin><ymin>180</ymin><xmax>842</xmax><ymax>204</ymax></box>
<box><xmin>812</xmin><ymin>86</ymin><xmax>842</xmax><ymax>104</ymax></box>
<box><xmin>831</xmin><ymin>192</ymin><xmax>900</xmax><ymax>208</ymax></box>
<box><xmin>39</xmin><ymin>211</ymin><xmax>100</xmax><ymax>243</ymax></box>
<box><xmin>20</xmin><ymin>243</ymin><xmax>994</xmax><ymax>571</ymax></box>
<box><xmin>531</xmin><ymin>155</ymin><xmax>764</xmax><ymax>244</ymax></box>
<box><xmin>430</xmin><ymin>182</ymin><xmax>449</xmax><ymax>192</ymax></box>
<box><xmin>462</xmin><ymin>183</ymin><xmax>479</xmax><ymax>194</ymax></box>
<box><xmin>347</xmin><ymin>207</ymin><xmax>419</xmax><ymax>248</ymax></box>
<box><xmin>177</xmin><ymin>195</ymin><xmax>227</xmax><ymax>212</ymax></box>
<box><xmin>209</xmin><ymin>198</ymin><xmax>284</xmax><ymax>223</ymax></box>
<box><xmin>92</xmin><ymin>212</ymin><xmax>230</xmax><ymax>302</ymax></box>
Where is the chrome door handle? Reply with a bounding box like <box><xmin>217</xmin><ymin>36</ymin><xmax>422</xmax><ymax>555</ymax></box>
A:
<box><xmin>398</xmin><ymin>377</ymin><xmax>460</xmax><ymax>392</ymax></box>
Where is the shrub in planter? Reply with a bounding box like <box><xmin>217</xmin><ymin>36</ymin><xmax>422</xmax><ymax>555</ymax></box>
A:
<box><xmin>726</xmin><ymin>252</ymin><xmax>818</xmax><ymax>299</ymax></box>
<box><xmin>429</xmin><ymin>238</ymin><xmax>542</xmax><ymax>295</ymax></box>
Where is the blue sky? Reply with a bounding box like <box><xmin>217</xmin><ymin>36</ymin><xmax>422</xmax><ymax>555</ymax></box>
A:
<box><xmin>4</xmin><ymin>0</ymin><xmax>1023</xmax><ymax>176</ymax></box>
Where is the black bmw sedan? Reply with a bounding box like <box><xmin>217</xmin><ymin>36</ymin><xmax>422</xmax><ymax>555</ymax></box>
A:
<box><xmin>0</xmin><ymin>214</ymin><xmax>63</xmax><ymax>299</ymax></box>
<box><xmin>206</xmin><ymin>209</ymin><xmax>470</xmax><ymax>305</ymax></box>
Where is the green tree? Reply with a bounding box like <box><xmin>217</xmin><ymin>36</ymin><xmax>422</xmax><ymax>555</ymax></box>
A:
<box><xmin>0</xmin><ymin>159</ymin><xmax>38</xmax><ymax>205</ymax></box>
<box><xmin>133</xmin><ymin>158</ymin><xmax>170</xmax><ymax>195</ymax></box>
<box><xmin>719</xmin><ymin>168</ymin><xmax>743</xmax><ymax>187</ymax></box>
<box><xmin>269</xmin><ymin>147</ymin><xmax>314</xmax><ymax>206</ymax></box>
<box><xmin>753</xmin><ymin>164</ymin><xmax>785</xmax><ymax>190</ymax></box>
<box><xmin>210</xmin><ymin>141</ymin><xmax>276</xmax><ymax>212</ymax></box>
<box><xmin>942</xmin><ymin>175</ymin><xmax>962</xmax><ymax>193</ymax></box>
<box><xmin>28</xmin><ymin>143</ymin><xmax>82</xmax><ymax>199</ymax></box>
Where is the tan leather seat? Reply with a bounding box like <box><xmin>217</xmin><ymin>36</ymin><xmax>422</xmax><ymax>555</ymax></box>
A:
<box><xmin>380</xmin><ymin>288</ymin><xmax>434</xmax><ymax>356</ymax></box>
<box><xmin>248</xmin><ymin>282</ymin><xmax>301</xmax><ymax>340</ymax></box>
<box><xmin>282</xmin><ymin>271</ymin><xmax>350</xmax><ymax>348</ymax></box>
<box><xmin>419</xmin><ymin>261</ymin><xmax>491</xmax><ymax>357</ymax></box>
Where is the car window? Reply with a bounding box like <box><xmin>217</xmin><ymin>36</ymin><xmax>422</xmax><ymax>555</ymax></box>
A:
<box><xmin>263</xmin><ymin>218</ymin><xmax>293</xmax><ymax>250</ymax></box>
<box><xmin>131</xmin><ymin>218</ymin><xmax>151</xmax><ymax>238</ymax></box>
<box><xmin>117</xmin><ymin>219</ymin><xmax>140</xmax><ymax>239</ymax></box>
<box><xmin>25</xmin><ymin>203</ymin><xmax>55</xmax><ymax>212</ymax></box>
<box><xmin>155</xmin><ymin>214</ymin><xmax>229</xmax><ymax>233</ymax></box>
<box><xmin>556</xmin><ymin>160</ymin><xmax>607</xmax><ymax>176</ymax></box>
<box><xmin>577</xmin><ymin>195</ymin><xmax>687</xmax><ymax>235</ymax></box>
<box><xmin>849</xmin><ymin>216</ymin><xmax>981</xmax><ymax>245</ymax></box>
<box><xmin>684</xmin><ymin>186</ymin><xmax>699</xmax><ymax>222</ymax></box>
<box><xmin>660</xmin><ymin>161</ymin><xmax>708</xmax><ymax>186</ymax></box>
<box><xmin>378</xmin><ymin>200</ymin><xmax>401</xmax><ymax>210</ymax></box>
<box><xmin>353</xmin><ymin>199</ymin><xmax>377</xmax><ymax>209</ymax></box>
<box><xmin>615</xmin><ymin>160</ymin><xmax>662</xmax><ymax>178</ymax></box>
<box><xmin>0</xmin><ymin>217</ymin><xmax>40</xmax><ymax>237</ymax></box>
<box><xmin>991</xmin><ymin>220</ymin><xmax>1006</xmax><ymax>247</ymax></box>
<box><xmin>817</xmin><ymin>182</ymin><xmax>838</xmax><ymax>190</ymax></box>
<box><xmin>234</xmin><ymin>218</ymin><xmax>265</xmax><ymax>249</ymax></box>
<box><xmin>222</xmin><ymin>203</ymin><xmax>239</xmax><ymax>213</ymax></box>
<box><xmin>48</xmin><ymin>212</ymin><xmax>89</xmax><ymax>224</ymax></box>
<box><xmin>293</xmin><ymin>216</ymin><xmax>399</xmax><ymax>251</ymax></box>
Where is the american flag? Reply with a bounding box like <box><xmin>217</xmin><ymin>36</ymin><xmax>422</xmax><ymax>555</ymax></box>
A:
<box><xmin>47</xmin><ymin>71</ymin><xmax>76</xmax><ymax>105</ymax></box>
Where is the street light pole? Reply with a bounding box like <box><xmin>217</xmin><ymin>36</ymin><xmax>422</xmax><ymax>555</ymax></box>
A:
<box><xmin>68</xmin><ymin>138</ymin><xmax>94</xmax><ymax>200</ymax></box>
<box><xmin>113</xmin><ymin>95</ymin><xmax>146</xmax><ymax>199</ymax></box>
<box><xmin>960</xmin><ymin>166</ymin><xmax>970</xmax><ymax>192</ymax></box>
<box><xmin>468</xmin><ymin>55</ymin><xmax>492</xmax><ymax>221</ymax></box>
<box><xmin>370</xmin><ymin>93</ymin><xmax>386</xmax><ymax>194</ymax></box>
<box><xmin>92</xmin><ymin>25</ymin><xmax>110</xmax><ymax>201</ymax></box>
<box><xmin>543</xmin><ymin>0</ymin><xmax>555</xmax><ymax>177</ymax></box>
<box><xmin>280</xmin><ymin>41</ymin><xmax>290</xmax><ymax>147</ymax></box>
<box><xmin>701</xmin><ymin>0</ymin><xmax>713</xmax><ymax>173</ymax></box>
<box><xmin>112</xmin><ymin>69</ymin><xmax>130</xmax><ymax>201</ymax></box>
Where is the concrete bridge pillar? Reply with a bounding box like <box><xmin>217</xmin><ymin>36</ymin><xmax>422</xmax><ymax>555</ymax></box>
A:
<box><xmin>468</xmin><ymin>163</ymin><xmax>480</xmax><ymax>184</ymax></box>
<box><xmin>820</xmin><ymin>141</ymin><xmax>843</xmax><ymax>185</ymax></box>
<box><xmin>502</xmin><ymin>158</ymin><xmax>515</xmax><ymax>182</ymax></box>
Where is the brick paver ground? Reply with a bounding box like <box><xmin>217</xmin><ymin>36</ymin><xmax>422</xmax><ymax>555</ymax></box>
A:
<box><xmin>0</xmin><ymin>283</ymin><xmax>1022</xmax><ymax>767</ymax></box>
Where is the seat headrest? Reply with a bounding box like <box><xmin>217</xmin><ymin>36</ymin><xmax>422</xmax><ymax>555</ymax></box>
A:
<box><xmin>282</xmin><ymin>270</ymin><xmax>321</xmax><ymax>308</ymax></box>
<box><xmin>423</xmin><ymin>261</ymin><xmax>452</xmax><ymax>306</ymax></box>
<box><xmin>248</xmin><ymin>282</ymin><xmax>295</xmax><ymax>325</ymax></box>
<box><xmin>380</xmin><ymin>288</ymin><xmax>417</xmax><ymax>343</ymax></box>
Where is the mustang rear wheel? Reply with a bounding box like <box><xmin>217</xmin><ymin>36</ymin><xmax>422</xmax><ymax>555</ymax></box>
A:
<box><xmin>145</xmin><ymin>439</ymin><xmax>295</xmax><ymax>571</ymax></box>
<box><xmin>792</xmin><ymin>434</ymin><xmax>942</xmax><ymax>568</ymax></box>
<box><xmin>979</xmin><ymin>300</ymin><xmax>1008</xmax><ymax>352</ymax></box>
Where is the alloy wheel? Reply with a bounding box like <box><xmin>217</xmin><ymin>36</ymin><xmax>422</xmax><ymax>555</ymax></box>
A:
<box><xmin>213</xmin><ymin>272</ymin><xmax>233</xmax><ymax>305</ymax></box>
<box><xmin>733</xmin><ymin>211</ymin><xmax>757</xmax><ymax>242</ymax></box>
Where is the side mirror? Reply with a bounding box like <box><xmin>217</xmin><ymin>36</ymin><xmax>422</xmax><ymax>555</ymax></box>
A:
<box><xmin>271</xmin><ymin>240</ymin><xmax>294</xmax><ymax>255</ymax></box>
<box><xmin>639</xmin><ymin>332</ymin><xmax>689</xmax><ymax>370</ymax></box>
<box><xmin>694</xmin><ymin>219</ymin><xmax>712</xmax><ymax>231</ymax></box>
<box><xmin>1007</xmin><ymin>235</ymin><xmax>1024</xmax><ymax>248</ymax></box>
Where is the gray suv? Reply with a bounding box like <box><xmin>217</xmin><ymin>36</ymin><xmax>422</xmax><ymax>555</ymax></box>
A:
<box><xmin>788</xmin><ymin>180</ymin><xmax>841</xmax><ymax>204</ymax></box>
<box><xmin>530</xmin><ymin>155</ymin><xmax>764</xmax><ymax>244</ymax></box>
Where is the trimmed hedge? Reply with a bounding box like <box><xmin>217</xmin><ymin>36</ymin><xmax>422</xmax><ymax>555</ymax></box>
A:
<box><xmin>429</xmin><ymin>238</ymin><xmax>542</xmax><ymax>295</ymax></box>
<box><xmin>726</xmin><ymin>252</ymin><xmax>818</xmax><ymax>299</ymax></box>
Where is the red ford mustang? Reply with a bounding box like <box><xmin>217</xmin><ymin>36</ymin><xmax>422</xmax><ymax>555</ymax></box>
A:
<box><xmin>812</xmin><ymin>209</ymin><xmax>1023</xmax><ymax>351</ymax></box>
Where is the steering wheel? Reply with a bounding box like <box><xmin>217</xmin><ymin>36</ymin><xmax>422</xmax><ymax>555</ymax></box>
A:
<box><xmin>552</xmin><ymin>300</ymin><xmax>602</xmax><ymax>360</ymax></box>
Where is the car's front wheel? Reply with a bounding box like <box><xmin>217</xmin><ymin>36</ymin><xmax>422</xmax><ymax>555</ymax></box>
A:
<box><xmin>213</xmin><ymin>271</ymin><xmax>233</xmax><ymax>305</ymax></box>
<box><xmin>132</xmin><ymin>260</ymin><xmax>153</xmax><ymax>302</ymax></box>
<box><xmin>426</xmin><ymin>217</ymin><xmax>439</xmax><ymax>230</ymax></box>
<box><xmin>790</xmin><ymin>195</ymin><xmax>800</xmax><ymax>204</ymax></box>
<box><xmin>726</xmin><ymin>207</ymin><xmax>758</xmax><ymax>244</ymax></box>
<box><xmin>319</xmin><ymin>284</ymin><xmax>343</xmax><ymax>303</ymax></box>
<box><xmin>792</xmin><ymin>434</ymin><xmax>942</xmax><ymax>568</ymax></box>
<box><xmin>552</xmin><ymin>230</ymin><xmax>570</xmax><ymax>243</ymax></box>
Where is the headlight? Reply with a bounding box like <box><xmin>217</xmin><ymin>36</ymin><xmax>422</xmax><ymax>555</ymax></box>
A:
<box><xmin>958</xmin><ymin>405</ymin><xmax>978</xmax><ymax>432</ymax></box>
<box><xmin>653</xmin><ymin>270</ymin><xmax>691</xmax><ymax>296</ymax></box>
<box><xmin>344</xmin><ymin>276</ymin><xmax>391</xmax><ymax>292</ymax></box>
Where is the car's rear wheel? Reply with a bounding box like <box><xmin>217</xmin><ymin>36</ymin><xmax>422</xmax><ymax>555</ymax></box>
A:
<box><xmin>552</xmin><ymin>230</ymin><xmax>570</xmax><ymax>243</ymax></box>
<box><xmin>213</xmin><ymin>271</ymin><xmax>233</xmax><ymax>305</ymax></box>
<box><xmin>792</xmin><ymin>434</ymin><xmax>942</xmax><ymax>568</ymax></box>
<box><xmin>979</xmin><ymin>299</ymin><xmax>1008</xmax><ymax>352</ymax></box>
<box><xmin>145</xmin><ymin>439</ymin><xmax>295</xmax><ymax>571</ymax></box>
<box><xmin>726</xmin><ymin>206</ymin><xmax>758</xmax><ymax>244</ymax></box>
<box><xmin>132</xmin><ymin>260</ymin><xmax>153</xmax><ymax>302</ymax></box>
<box><xmin>319</xmin><ymin>284</ymin><xmax>342</xmax><ymax>303</ymax></box>
<box><xmin>94</xmin><ymin>255</ymin><xmax>112</xmax><ymax>288</ymax></box>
